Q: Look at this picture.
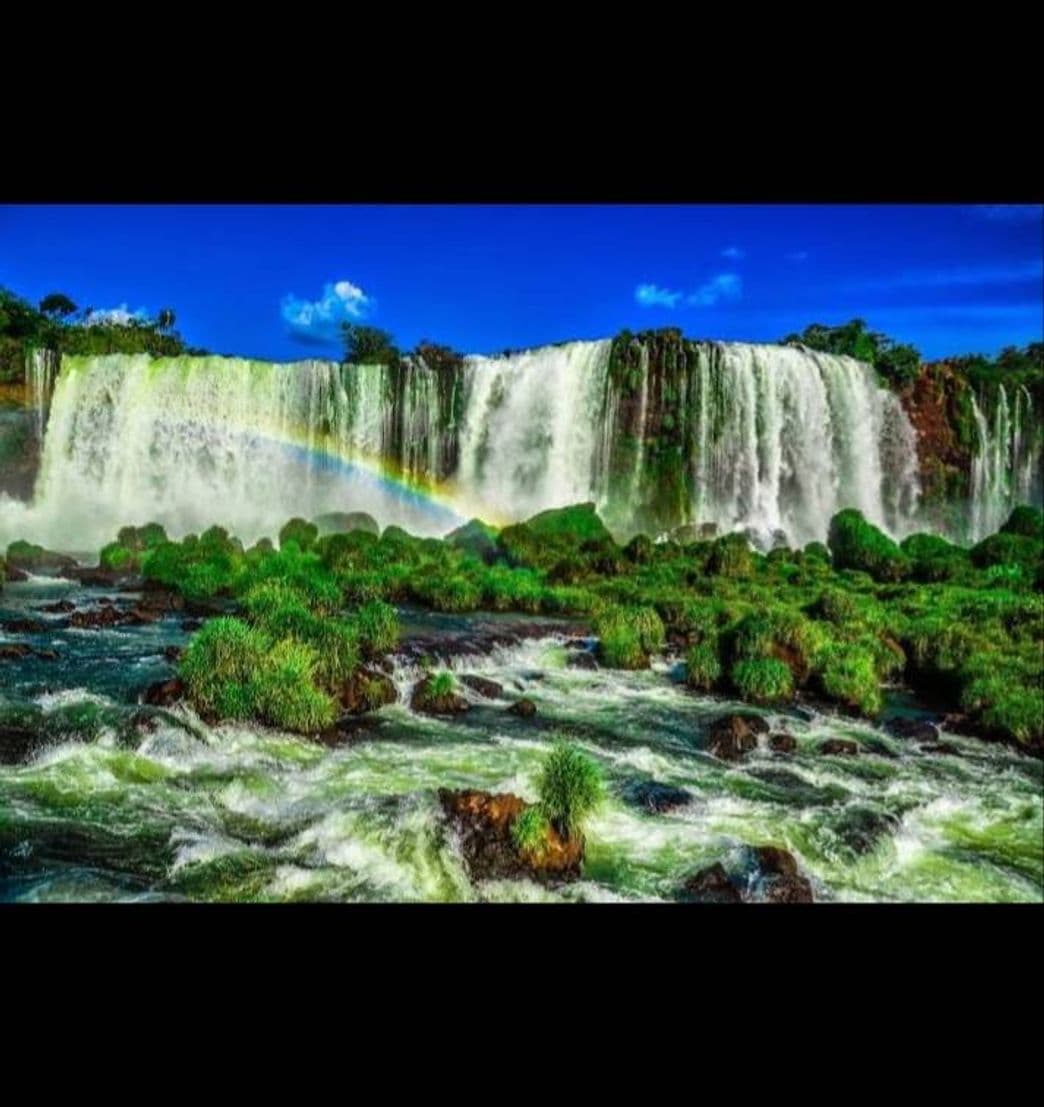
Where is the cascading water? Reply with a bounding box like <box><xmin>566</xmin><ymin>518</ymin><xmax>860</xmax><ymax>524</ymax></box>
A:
<box><xmin>27</xmin><ymin>347</ymin><xmax>59</xmax><ymax>441</ymax></box>
<box><xmin>455</xmin><ymin>341</ymin><xmax>612</xmax><ymax>522</ymax></box>
<box><xmin>7</xmin><ymin>338</ymin><xmax>1038</xmax><ymax>553</ymax></box>
<box><xmin>969</xmin><ymin>384</ymin><xmax>1043</xmax><ymax>541</ymax></box>
<box><xmin>5</xmin><ymin>354</ymin><xmax>465</xmax><ymax>550</ymax></box>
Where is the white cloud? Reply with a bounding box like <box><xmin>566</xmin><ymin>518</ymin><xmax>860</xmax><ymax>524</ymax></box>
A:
<box><xmin>721</xmin><ymin>246</ymin><xmax>745</xmax><ymax>260</ymax></box>
<box><xmin>281</xmin><ymin>279</ymin><xmax>374</xmax><ymax>343</ymax></box>
<box><xmin>687</xmin><ymin>272</ymin><xmax>742</xmax><ymax>307</ymax></box>
<box><xmin>635</xmin><ymin>283</ymin><xmax>683</xmax><ymax>308</ymax></box>
<box><xmin>786</xmin><ymin>251</ymin><xmax>809</xmax><ymax>262</ymax></box>
<box><xmin>85</xmin><ymin>304</ymin><xmax>149</xmax><ymax>326</ymax></box>
<box><xmin>636</xmin><ymin>273</ymin><xmax>743</xmax><ymax>310</ymax></box>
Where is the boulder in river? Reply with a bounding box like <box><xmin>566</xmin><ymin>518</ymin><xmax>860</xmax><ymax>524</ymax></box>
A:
<box><xmin>142</xmin><ymin>677</ymin><xmax>186</xmax><ymax>707</ymax></box>
<box><xmin>2</xmin><ymin>617</ymin><xmax>46</xmax><ymax>634</ymax></box>
<box><xmin>0</xmin><ymin>724</ymin><xmax>47</xmax><ymax>765</ymax></box>
<box><xmin>0</xmin><ymin>643</ymin><xmax>34</xmax><ymax>660</ymax></box>
<box><xmin>818</xmin><ymin>738</ymin><xmax>859</xmax><ymax>756</ymax></box>
<box><xmin>438</xmin><ymin>788</ymin><xmax>583</xmax><ymax>883</ymax></box>
<box><xmin>411</xmin><ymin>675</ymin><xmax>470</xmax><ymax>716</ymax></box>
<box><xmin>683</xmin><ymin>862</ymin><xmax>743</xmax><ymax>903</ymax></box>
<box><xmin>622</xmin><ymin>778</ymin><xmax>692</xmax><ymax>814</ymax></box>
<box><xmin>769</xmin><ymin>732</ymin><xmax>797</xmax><ymax>753</ymax></box>
<box><xmin>508</xmin><ymin>697</ymin><xmax>538</xmax><ymax>717</ymax></box>
<box><xmin>339</xmin><ymin>669</ymin><xmax>397</xmax><ymax>714</ymax></box>
<box><xmin>36</xmin><ymin>599</ymin><xmax>76</xmax><ymax>614</ymax></box>
<box><xmin>750</xmin><ymin>845</ymin><xmax>815</xmax><ymax>903</ymax></box>
<box><xmin>705</xmin><ymin>713</ymin><xmax>767</xmax><ymax>761</ymax></box>
<box><xmin>459</xmin><ymin>674</ymin><xmax>504</xmax><ymax>700</ymax></box>
<box><xmin>887</xmin><ymin>717</ymin><xmax>941</xmax><ymax>743</ymax></box>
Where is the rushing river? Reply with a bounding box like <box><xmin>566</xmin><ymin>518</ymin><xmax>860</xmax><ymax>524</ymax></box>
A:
<box><xmin>1</xmin><ymin>576</ymin><xmax>1041</xmax><ymax>903</ymax></box>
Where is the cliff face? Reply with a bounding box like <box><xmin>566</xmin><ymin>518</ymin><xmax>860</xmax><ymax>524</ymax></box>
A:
<box><xmin>898</xmin><ymin>361</ymin><xmax>977</xmax><ymax>502</ymax></box>
<box><xmin>0</xmin><ymin>383</ymin><xmax>39</xmax><ymax>500</ymax></box>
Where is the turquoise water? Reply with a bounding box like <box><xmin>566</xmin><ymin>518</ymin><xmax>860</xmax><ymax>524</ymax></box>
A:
<box><xmin>2</xmin><ymin>580</ymin><xmax>1041</xmax><ymax>903</ymax></box>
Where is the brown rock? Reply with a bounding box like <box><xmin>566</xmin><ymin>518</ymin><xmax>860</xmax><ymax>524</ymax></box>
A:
<box><xmin>508</xmin><ymin>697</ymin><xmax>538</xmax><ymax>717</ymax></box>
<box><xmin>142</xmin><ymin>677</ymin><xmax>185</xmax><ymax>707</ymax></box>
<box><xmin>36</xmin><ymin>599</ymin><xmax>76</xmax><ymax>614</ymax></box>
<box><xmin>339</xmin><ymin>669</ymin><xmax>397</xmax><ymax>714</ymax></box>
<box><xmin>769</xmin><ymin>732</ymin><xmax>797</xmax><ymax>753</ymax></box>
<box><xmin>0</xmin><ymin>643</ymin><xmax>34</xmax><ymax>660</ymax></box>
<box><xmin>438</xmin><ymin>788</ymin><xmax>583</xmax><ymax>883</ymax></box>
<box><xmin>819</xmin><ymin>738</ymin><xmax>859</xmax><ymax>756</ymax></box>
<box><xmin>683</xmin><ymin>862</ymin><xmax>742</xmax><ymax>903</ymax></box>
<box><xmin>751</xmin><ymin>845</ymin><xmax>814</xmax><ymax>903</ymax></box>
<box><xmin>2</xmin><ymin>618</ymin><xmax>45</xmax><ymax>634</ymax></box>
<box><xmin>459</xmin><ymin>674</ymin><xmax>504</xmax><ymax>699</ymax></box>
<box><xmin>705</xmin><ymin>713</ymin><xmax>767</xmax><ymax>761</ymax></box>
<box><xmin>411</xmin><ymin>675</ymin><xmax>470</xmax><ymax>716</ymax></box>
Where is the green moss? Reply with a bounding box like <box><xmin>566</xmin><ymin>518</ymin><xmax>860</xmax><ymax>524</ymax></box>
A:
<box><xmin>730</xmin><ymin>658</ymin><xmax>794</xmax><ymax>703</ymax></box>
<box><xmin>685</xmin><ymin>641</ymin><xmax>722</xmax><ymax>691</ymax></box>
<box><xmin>819</xmin><ymin>647</ymin><xmax>883</xmax><ymax>716</ymax></box>
<box><xmin>279</xmin><ymin>517</ymin><xmax>319</xmax><ymax>552</ymax></box>
<box><xmin>828</xmin><ymin>509</ymin><xmax>909</xmax><ymax>582</ymax></box>
<box><xmin>510</xmin><ymin>806</ymin><xmax>551</xmax><ymax>855</ymax></box>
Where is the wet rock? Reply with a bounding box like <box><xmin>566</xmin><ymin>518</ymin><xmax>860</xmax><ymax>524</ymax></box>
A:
<box><xmin>68</xmin><ymin>606</ymin><xmax>126</xmax><ymax>629</ymax></box>
<box><xmin>623</xmin><ymin>778</ymin><xmax>692</xmax><ymax>814</ymax></box>
<box><xmin>5</xmin><ymin>565</ymin><xmax>30</xmax><ymax>582</ymax></box>
<box><xmin>0</xmin><ymin>643</ymin><xmax>34</xmax><ymax>660</ymax></box>
<box><xmin>181</xmin><ymin>618</ymin><xmax>203</xmax><ymax>633</ymax></box>
<box><xmin>769</xmin><ymin>732</ymin><xmax>797</xmax><ymax>753</ymax></box>
<box><xmin>921</xmin><ymin>741</ymin><xmax>959</xmax><ymax>756</ymax></box>
<box><xmin>317</xmin><ymin>715</ymin><xmax>383</xmax><ymax>746</ymax></box>
<box><xmin>163</xmin><ymin>645</ymin><xmax>183</xmax><ymax>663</ymax></box>
<box><xmin>0</xmin><ymin>725</ymin><xmax>45</xmax><ymax>765</ymax></box>
<box><xmin>508</xmin><ymin>697</ymin><xmax>538</xmax><ymax>718</ymax></box>
<box><xmin>832</xmin><ymin>805</ymin><xmax>901</xmax><ymax>855</ymax></box>
<box><xmin>339</xmin><ymin>669</ymin><xmax>397</xmax><ymax>714</ymax></box>
<box><xmin>2</xmin><ymin>617</ymin><xmax>45</xmax><ymax>634</ymax></box>
<box><xmin>887</xmin><ymin>717</ymin><xmax>940</xmax><ymax>743</ymax></box>
<box><xmin>438</xmin><ymin>788</ymin><xmax>583</xmax><ymax>883</ymax></box>
<box><xmin>818</xmin><ymin>738</ymin><xmax>859</xmax><ymax>756</ymax></box>
<box><xmin>7</xmin><ymin>544</ymin><xmax>78</xmax><ymax>574</ymax></box>
<box><xmin>459</xmin><ymin>674</ymin><xmax>504</xmax><ymax>700</ymax></box>
<box><xmin>36</xmin><ymin>599</ymin><xmax>76</xmax><ymax>614</ymax></box>
<box><xmin>683</xmin><ymin>862</ymin><xmax>742</xmax><ymax>903</ymax></box>
<box><xmin>35</xmin><ymin>649</ymin><xmax>58</xmax><ymax>661</ymax></box>
<box><xmin>567</xmin><ymin>650</ymin><xmax>598</xmax><ymax>670</ymax></box>
<box><xmin>705</xmin><ymin>713</ymin><xmax>767</xmax><ymax>761</ymax></box>
<box><xmin>59</xmin><ymin>565</ymin><xmax>136</xmax><ymax>587</ymax></box>
<box><xmin>142</xmin><ymin>677</ymin><xmax>185</xmax><ymax>707</ymax></box>
<box><xmin>750</xmin><ymin>845</ymin><xmax>815</xmax><ymax>903</ymax></box>
<box><xmin>745</xmin><ymin>767</ymin><xmax>842</xmax><ymax>807</ymax></box>
<box><xmin>411</xmin><ymin>675</ymin><xmax>470</xmax><ymax>716</ymax></box>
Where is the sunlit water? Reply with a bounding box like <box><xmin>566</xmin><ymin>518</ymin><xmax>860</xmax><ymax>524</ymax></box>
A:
<box><xmin>1</xmin><ymin>578</ymin><xmax>1040</xmax><ymax>903</ymax></box>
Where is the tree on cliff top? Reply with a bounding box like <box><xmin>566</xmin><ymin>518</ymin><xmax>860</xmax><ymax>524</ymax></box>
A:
<box><xmin>783</xmin><ymin>318</ymin><xmax>921</xmax><ymax>387</ymax></box>
<box><xmin>341</xmin><ymin>323</ymin><xmax>400</xmax><ymax>367</ymax></box>
<box><xmin>38</xmin><ymin>292</ymin><xmax>78</xmax><ymax>319</ymax></box>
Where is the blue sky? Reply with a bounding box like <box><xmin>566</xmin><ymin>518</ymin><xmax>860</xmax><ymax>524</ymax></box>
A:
<box><xmin>1</xmin><ymin>204</ymin><xmax>1040</xmax><ymax>360</ymax></box>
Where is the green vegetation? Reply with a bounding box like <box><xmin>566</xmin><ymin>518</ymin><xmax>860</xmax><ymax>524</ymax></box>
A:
<box><xmin>731</xmin><ymin>658</ymin><xmax>794</xmax><ymax>703</ymax></box>
<box><xmin>1</xmin><ymin>285</ymin><xmax>204</xmax><ymax>382</ymax></box>
<box><xmin>781</xmin><ymin>318</ymin><xmax>922</xmax><ymax>387</ymax></box>
<box><xmin>510</xmin><ymin>806</ymin><xmax>552</xmax><ymax>854</ymax></box>
<box><xmin>341</xmin><ymin>323</ymin><xmax>400</xmax><ymax>366</ymax></box>
<box><xmin>82</xmin><ymin>498</ymin><xmax>1042</xmax><ymax>753</ymax></box>
<box><xmin>535</xmin><ymin>742</ymin><xmax>605</xmax><ymax>841</ymax></box>
<box><xmin>428</xmin><ymin>671</ymin><xmax>456</xmax><ymax>699</ymax></box>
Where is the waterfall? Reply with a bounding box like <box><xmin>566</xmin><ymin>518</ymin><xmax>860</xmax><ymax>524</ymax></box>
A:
<box><xmin>11</xmin><ymin>338</ymin><xmax>1034</xmax><ymax>555</ymax></box>
<box><xmin>27</xmin><ymin>347</ymin><xmax>59</xmax><ymax>441</ymax></box>
<box><xmin>8</xmin><ymin>354</ymin><xmax>464</xmax><ymax>550</ymax></box>
<box><xmin>455</xmin><ymin>341</ymin><xmax>612</xmax><ymax>522</ymax></box>
<box><xmin>969</xmin><ymin>384</ymin><xmax>1043</xmax><ymax>541</ymax></box>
